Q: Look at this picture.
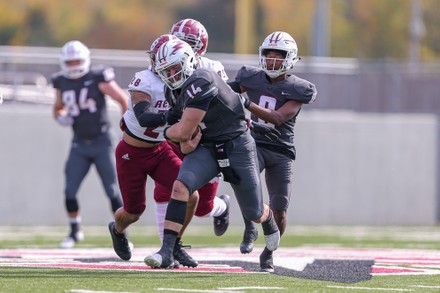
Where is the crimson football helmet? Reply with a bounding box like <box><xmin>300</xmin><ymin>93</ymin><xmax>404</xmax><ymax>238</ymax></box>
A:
<box><xmin>169</xmin><ymin>18</ymin><xmax>208</xmax><ymax>57</ymax></box>
<box><xmin>147</xmin><ymin>34</ymin><xmax>178</xmax><ymax>73</ymax></box>
<box><xmin>60</xmin><ymin>40</ymin><xmax>90</xmax><ymax>79</ymax></box>
<box><xmin>155</xmin><ymin>39</ymin><xmax>196</xmax><ymax>90</ymax></box>
<box><xmin>259</xmin><ymin>31</ymin><xmax>300</xmax><ymax>78</ymax></box>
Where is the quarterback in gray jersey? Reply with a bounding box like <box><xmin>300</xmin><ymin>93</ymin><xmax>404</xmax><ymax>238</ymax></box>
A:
<box><xmin>144</xmin><ymin>39</ymin><xmax>280</xmax><ymax>269</ymax></box>
<box><xmin>52</xmin><ymin>40</ymin><xmax>128</xmax><ymax>249</ymax></box>
<box><xmin>228</xmin><ymin>31</ymin><xmax>317</xmax><ymax>272</ymax></box>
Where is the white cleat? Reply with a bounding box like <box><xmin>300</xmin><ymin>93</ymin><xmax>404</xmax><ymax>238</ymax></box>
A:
<box><xmin>144</xmin><ymin>253</ymin><xmax>174</xmax><ymax>269</ymax></box>
<box><xmin>264</xmin><ymin>230</ymin><xmax>280</xmax><ymax>252</ymax></box>
<box><xmin>59</xmin><ymin>231</ymin><xmax>84</xmax><ymax>249</ymax></box>
<box><xmin>144</xmin><ymin>253</ymin><xmax>163</xmax><ymax>268</ymax></box>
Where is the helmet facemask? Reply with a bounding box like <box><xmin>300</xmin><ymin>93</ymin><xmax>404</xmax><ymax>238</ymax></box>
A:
<box><xmin>60</xmin><ymin>40</ymin><xmax>90</xmax><ymax>79</ymax></box>
<box><xmin>258</xmin><ymin>31</ymin><xmax>299</xmax><ymax>78</ymax></box>
<box><xmin>155</xmin><ymin>40</ymin><xmax>196</xmax><ymax>90</ymax></box>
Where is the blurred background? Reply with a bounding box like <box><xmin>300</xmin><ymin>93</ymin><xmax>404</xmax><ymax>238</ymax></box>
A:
<box><xmin>1</xmin><ymin>0</ymin><xmax>439</xmax><ymax>227</ymax></box>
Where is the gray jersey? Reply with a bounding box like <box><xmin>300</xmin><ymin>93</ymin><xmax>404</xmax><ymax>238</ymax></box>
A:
<box><xmin>52</xmin><ymin>66</ymin><xmax>115</xmax><ymax>139</ymax></box>
<box><xmin>166</xmin><ymin>68</ymin><xmax>247</xmax><ymax>142</ymax></box>
<box><xmin>235</xmin><ymin>65</ymin><xmax>317</xmax><ymax>159</ymax></box>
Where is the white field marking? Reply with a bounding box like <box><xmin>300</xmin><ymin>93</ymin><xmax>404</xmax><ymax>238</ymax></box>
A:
<box><xmin>218</xmin><ymin>287</ymin><xmax>285</xmax><ymax>290</ymax></box>
<box><xmin>64</xmin><ymin>289</ymin><xmax>138</xmax><ymax>293</ymax></box>
<box><xmin>327</xmin><ymin>286</ymin><xmax>414</xmax><ymax>291</ymax></box>
<box><xmin>410</xmin><ymin>285</ymin><xmax>440</xmax><ymax>289</ymax></box>
<box><xmin>156</xmin><ymin>289</ymin><xmax>241</xmax><ymax>293</ymax></box>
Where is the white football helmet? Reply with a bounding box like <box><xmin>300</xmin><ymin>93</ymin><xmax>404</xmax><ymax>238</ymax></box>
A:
<box><xmin>147</xmin><ymin>34</ymin><xmax>179</xmax><ymax>73</ymax></box>
<box><xmin>170</xmin><ymin>18</ymin><xmax>208</xmax><ymax>57</ymax></box>
<box><xmin>259</xmin><ymin>31</ymin><xmax>299</xmax><ymax>78</ymax></box>
<box><xmin>155</xmin><ymin>39</ymin><xmax>196</xmax><ymax>90</ymax></box>
<box><xmin>60</xmin><ymin>40</ymin><xmax>90</xmax><ymax>79</ymax></box>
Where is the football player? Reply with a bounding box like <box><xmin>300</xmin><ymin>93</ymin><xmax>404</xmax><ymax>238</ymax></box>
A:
<box><xmin>144</xmin><ymin>39</ymin><xmax>280</xmax><ymax>269</ymax></box>
<box><xmin>228</xmin><ymin>31</ymin><xmax>317</xmax><ymax>272</ymax></box>
<box><xmin>108</xmin><ymin>34</ymin><xmax>199</xmax><ymax>266</ymax></box>
<box><xmin>154</xmin><ymin>18</ymin><xmax>231</xmax><ymax>242</ymax></box>
<box><xmin>52</xmin><ymin>40</ymin><xmax>128</xmax><ymax>249</ymax></box>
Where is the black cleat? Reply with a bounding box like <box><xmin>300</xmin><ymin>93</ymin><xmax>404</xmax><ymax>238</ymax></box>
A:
<box><xmin>173</xmin><ymin>241</ymin><xmax>198</xmax><ymax>267</ymax></box>
<box><xmin>144</xmin><ymin>252</ymin><xmax>175</xmax><ymax>269</ymax></box>
<box><xmin>240</xmin><ymin>226</ymin><xmax>258</xmax><ymax>254</ymax></box>
<box><xmin>108</xmin><ymin>221</ymin><xmax>132</xmax><ymax>261</ymax></box>
<box><xmin>213</xmin><ymin>194</ymin><xmax>230</xmax><ymax>236</ymax></box>
<box><xmin>259</xmin><ymin>247</ymin><xmax>274</xmax><ymax>273</ymax></box>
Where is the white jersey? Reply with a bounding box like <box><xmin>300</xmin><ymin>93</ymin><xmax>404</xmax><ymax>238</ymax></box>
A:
<box><xmin>198</xmin><ymin>56</ymin><xmax>228</xmax><ymax>81</ymax></box>
<box><xmin>123</xmin><ymin>69</ymin><xmax>169</xmax><ymax>143</ymax></box>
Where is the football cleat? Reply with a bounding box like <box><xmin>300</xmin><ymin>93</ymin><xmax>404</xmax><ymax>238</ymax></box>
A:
<box><xmin>144</xmin><ymin>252</ymin><xmax>175</xmax><ymax>269</ymax></box>
<box><xmin>173</xmin><ymin>241</ymin><xmax>198</xmax><ymax>267</ymax></box>
<box><xmin>108</xmin><ymin>222</ymin><xmax>132</xmax><ymax>261</ymax></box>
<box><xmin>240</xmin><ymin>226</ymin><xmax>258</xmax><ymax>254</ymax></box>
<box><xmin>59</xmin><ymin>230</ymin><xmax>84</xmax><ymax>249</ymax></box>
<box><xmin>213</xmin><ymin>194</ymin><xmax>230</xmax><ymax>236</ymax></box>
<box><xmin>259</xmin><ymin>248</ymin><xmax>274</xmax><ymax>273</ymax></box>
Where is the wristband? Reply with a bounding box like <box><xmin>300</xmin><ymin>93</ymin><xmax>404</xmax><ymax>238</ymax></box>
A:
<box><xmin>244</xmin><ymin>98</ymin><xmax>251</xmax><ymax>109</ymax></box>
<box><xmin>163</xmin><ymin>126</ymin><xmax>171</xmax><ymax>141</ymax></box>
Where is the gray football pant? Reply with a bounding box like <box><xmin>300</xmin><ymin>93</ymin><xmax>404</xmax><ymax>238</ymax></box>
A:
<box><xmin>178</xmin><ymin>130</ymin><xmax>264</xmax><ymax>222</ymax></box>
<box><xmin>64</xmin><ymin>132</ymin><xmax>120</xmax><ymax>210</ymax></box>
<box><xmin>257</xmin><ymin>147</ymin><xmax>293</xmax><ymax>211</ymax></box>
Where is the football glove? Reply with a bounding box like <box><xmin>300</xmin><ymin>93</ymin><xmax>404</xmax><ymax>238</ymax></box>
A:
<box><xmin>249</xmin><ymin>120</ymin><xmax>281</xmax><ymax>141</ymax></box>
<box><xmin>163</xmin><ymin>107</ymin><xmax>181</xmax><ymax>125</ymax></box>
<box><xmin>56</xmin><ymin>114</ymin><xmax>73</xmax><ymax>126</ymax></box>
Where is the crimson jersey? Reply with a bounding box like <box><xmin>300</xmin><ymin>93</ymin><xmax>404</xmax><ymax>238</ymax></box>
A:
<box><xmin>234</xmin><ymin>65</ymin><xmax>317</xmax><ymax>159</ymax></box>
<box><xmin>51</xmin><ymin>66</ymin><xmax>115</xmax><ymax>138</ymax></box>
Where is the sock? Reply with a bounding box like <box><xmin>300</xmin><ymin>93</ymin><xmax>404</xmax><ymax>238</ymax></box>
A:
<box><xmin>262</xmin><ymin>210</ymin><xmax>278</xmax><ymax>235</ymax></box>
<box><xmin>174</xmin><ymin>237</ymin><xmax>182</xmax><ymax>249</ymax></box>
<box><xmin>160</xmin><ymin>230</ymin><xmax>178</xmax><ymax>256</ymax></box>
<box><xmin>208</xmin><ymin>196</ymin><xmax>227</xmax><ymax>217</ymax></box>
<box><xmin>69</xmin><ymin>216</ymin><xmax>81</xmax><ymax>236</ymax></box>
<box><xmin>155</xmin><ymin>202</ymin><xmax>168</xmax><ymax>242</ymax></box>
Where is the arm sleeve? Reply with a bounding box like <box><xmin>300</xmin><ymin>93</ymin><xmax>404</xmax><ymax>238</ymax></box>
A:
<box><xmin>133</xmin><ymin>101</ymin><xmax>166</xmax><ymax>127</ymax></box>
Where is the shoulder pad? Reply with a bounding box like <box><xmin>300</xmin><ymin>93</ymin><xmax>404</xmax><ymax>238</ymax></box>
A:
<box><xmin>286</xmin><ymin>75</ymin><xmax>317</xmax><ymax>104</ymax></box>
<box><xmin>90</xmin><ymin>66</ymin><xmax>115</xmax><ymax>82</ymax></box>
<box><xmin>236</xmin><ymin>65</ymin><xmax>260</xmax><ymax>81</ymax></box>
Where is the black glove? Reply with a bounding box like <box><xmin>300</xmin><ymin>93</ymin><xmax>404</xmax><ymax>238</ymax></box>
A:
<box><xmin>250</xmin><ymin>120</ymin><xmax>281</xmax><ymax>141</ymax></box>
<box><xmin>163</xmin><ymin>107</ymin><xmax>181</xmax><ymax>125</ymax></box>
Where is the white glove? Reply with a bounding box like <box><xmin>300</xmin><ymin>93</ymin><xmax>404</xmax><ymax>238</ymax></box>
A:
<box><xmin>56</xmin><ymin>114</ymin><xmax>74</xmax><ymax>126</ymax></box>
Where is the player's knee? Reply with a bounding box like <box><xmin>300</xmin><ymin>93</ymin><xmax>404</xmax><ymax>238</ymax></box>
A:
<box><xmin>172</xmin><ymin>180</ymin><xmax>190</xmax><ymax>201</ymax></box>
<box><xmin>241</xmin><ymin>207</ymin><xmax>262</xmax><ymax>223</ymax></box>
<box><xmin>65</xmin><ymin>198</ymin><xmax>79</xmax><ymax>213</ymax></box>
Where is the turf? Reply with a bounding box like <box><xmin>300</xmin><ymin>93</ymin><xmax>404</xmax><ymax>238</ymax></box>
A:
<box><xmin>1</xmin><ymin>225</ymin><xmax>440</xmax><ymax>292</ymax></box>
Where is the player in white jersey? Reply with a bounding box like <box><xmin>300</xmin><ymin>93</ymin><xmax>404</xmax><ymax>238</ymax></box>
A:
<box><xmin>108</xmin><ymin>34</ymin><xmax>199</xmax><ymax>267</ymax></box>
<box><xmin>154</xmin><ymin>19</ymin><xmax>231</xmax><ymax>244</ymax></box>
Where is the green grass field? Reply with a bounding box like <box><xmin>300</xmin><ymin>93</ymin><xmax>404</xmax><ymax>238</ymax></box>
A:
<box><xmin>1</xmin><ymin>225</ymin><xmax>440</xmax><ymax>293</ymax></box>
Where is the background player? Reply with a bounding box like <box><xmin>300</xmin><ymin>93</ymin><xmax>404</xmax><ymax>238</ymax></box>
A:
<box><xmin>52</xmin><ymin>40</ymin><xmax>128</xmax><ymax>248</ymax></box>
